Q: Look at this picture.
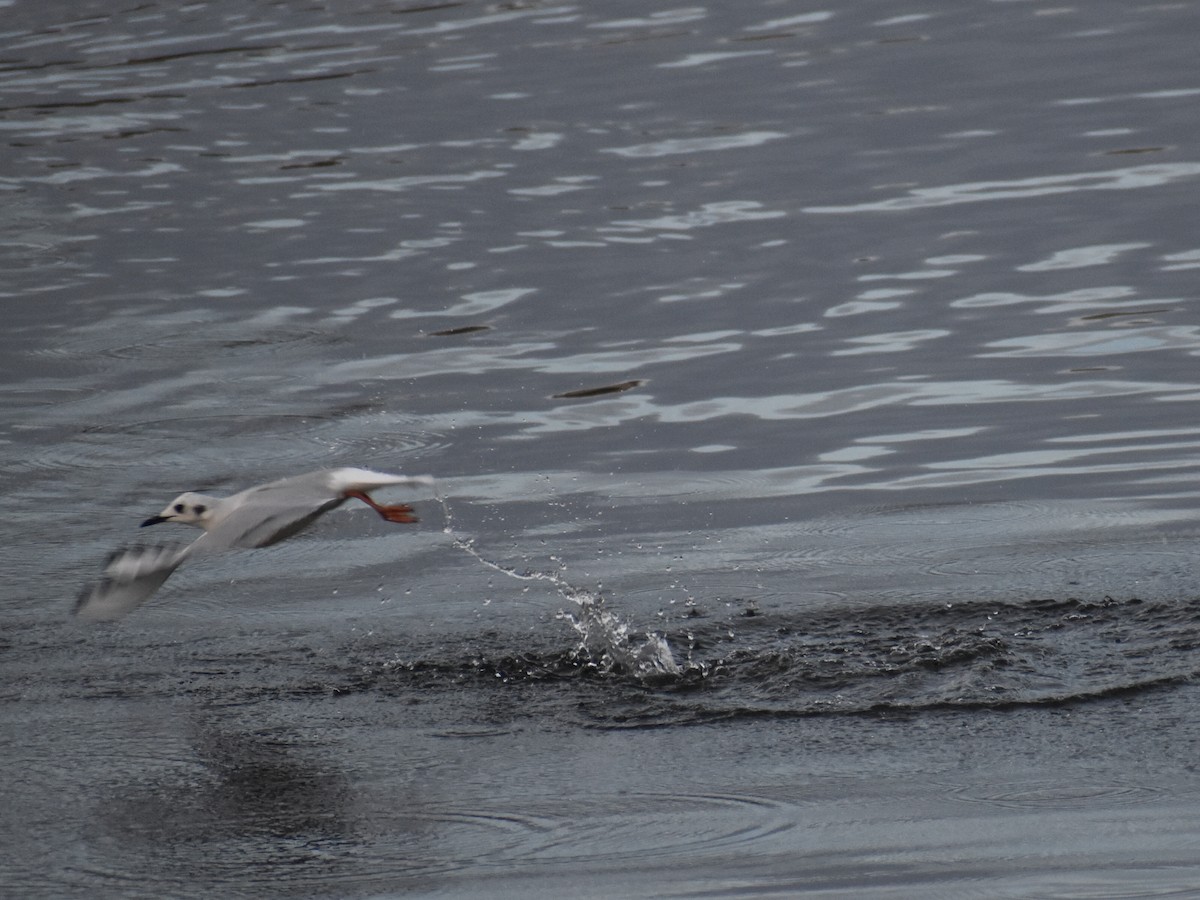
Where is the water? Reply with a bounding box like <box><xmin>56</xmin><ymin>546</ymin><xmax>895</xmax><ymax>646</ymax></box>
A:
<box><xmin>5</xmin><ymin>1</ymin><xmax>1200</xmax><ymax>896</ymax></box>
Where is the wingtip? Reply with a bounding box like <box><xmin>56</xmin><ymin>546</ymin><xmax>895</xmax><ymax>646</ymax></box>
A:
<box><xmin>73</xmin><ymin>578</ymin><xmax>117</xmax><ymax>622</ymax></box>
<box><xmin>328</xmin><ymin>468</ymin><xmax>437</xmax><ymax>492</ymax></box>
<box><xmin>75</xmin><ymin>543</ymin><xmax>186</xmax><ymax>622</ymax></box>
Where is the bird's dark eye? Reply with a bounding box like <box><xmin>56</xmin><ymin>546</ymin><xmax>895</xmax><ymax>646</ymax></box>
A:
<box><xmin>194</xmin><ymin>505</ymin><xmax>207</xmax><ymax>515</ymax></box>
<box><xmin>173</xmin><ymin>503</ymin><xmax>185</xmax><ymax>513</ymax></box>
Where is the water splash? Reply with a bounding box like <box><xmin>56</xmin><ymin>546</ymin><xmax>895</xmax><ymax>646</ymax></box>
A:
<box><xmin>433</xmin><ymin>485</ymin><xmax>680</xmax><ymax>677</ymax></box>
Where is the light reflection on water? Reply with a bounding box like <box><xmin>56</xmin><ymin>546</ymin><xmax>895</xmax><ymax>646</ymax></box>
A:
<box><xmin>803</xmin><ymin>163</ymin><xmax>1200</xmax><ymax>213</ymax></box>
<box><xmin>5</xmin><ymin>0</ymin><xmax>1200</xmax><ymax>896</ymax></box>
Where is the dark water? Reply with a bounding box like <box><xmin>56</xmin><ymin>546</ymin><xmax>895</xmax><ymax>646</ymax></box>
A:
<box><xmin>6</xmin><ymin>1</ymin><xmax>1200</xmax><ymax>896</ymax></box>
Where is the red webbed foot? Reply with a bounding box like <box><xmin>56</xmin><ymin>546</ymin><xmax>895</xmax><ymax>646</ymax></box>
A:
<box><xmin>345</xmin><ymin>490</ymin><xmax>419</xmax><ymax>524</ymax></box>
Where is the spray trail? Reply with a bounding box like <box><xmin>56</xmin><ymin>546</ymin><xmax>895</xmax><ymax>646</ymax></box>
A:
<box><xmin>433</xmin><ymin>485</ymin><xmax>680</xmax><ymax>677</ymax></box>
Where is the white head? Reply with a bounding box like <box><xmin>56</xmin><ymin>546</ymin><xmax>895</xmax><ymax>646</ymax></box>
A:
<box><xmin>141</xmin><ymin>492</ymin><xmax>219</xmax><ymax>530</ymax></box>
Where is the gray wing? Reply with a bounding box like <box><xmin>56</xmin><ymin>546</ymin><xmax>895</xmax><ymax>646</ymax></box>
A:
<box><xmin>74</xmin><ymin>544</ymin><xmax>189</xmax><ymax>622</ymax></box>
<box><xmin>205</xmin><ymin>482</ymin><xmax>345</xmax><ymax>550</ymax></box>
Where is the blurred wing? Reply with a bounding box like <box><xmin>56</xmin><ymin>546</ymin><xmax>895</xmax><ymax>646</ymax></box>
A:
<box><xmin>74</xmin><ymin>544</ymin><xmax>189</xmax><ymax>622</ymax></box>
<box><xmin>205</xmin><ymin>494</ymin><xmax>342</xmax><ymax>550</ymax></box>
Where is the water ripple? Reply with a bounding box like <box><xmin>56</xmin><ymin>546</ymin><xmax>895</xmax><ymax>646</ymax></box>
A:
<box><xmin>1018</xmin><ymin>243</ymin><xmax>1151</xmax><ymax>271</ymax></box>
<box><xmin>319</xmin><ymin>340</ymin><xmax>741</xmax><ymax>382</ymax></box>
<box><xmin>805</xmin><ymin>163</ymin><xmax>1200</xmax><ymax>213</ymax></box>
<box><xmin>609</xmin><ymin>201</ymin><xmax>786</xmax><ymax>232</ymax></box>
<box><xmin>452</xmin><ymin>378</ymin><xmax>1200</xmax><ymax>438</ymax></box>
<box><xmin>308</xmin><ymin>169</ymin><xmax>507</xmax><ymax>193</ymax></box>
<box><xmin>981</xmin><ymin>326</ymin><xmax>1200</xmax><ymax>358</ymax></box>
<box><xmin>601</xmin><ymin>130</ymin><xmax>786</xmax><ymax>157</ymax></box>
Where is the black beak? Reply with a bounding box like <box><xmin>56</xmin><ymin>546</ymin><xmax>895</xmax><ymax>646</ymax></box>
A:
<box><xmin>141</xmin><ymin>515</ymin><xmax>169</xmax><ymax>527</ymax></box>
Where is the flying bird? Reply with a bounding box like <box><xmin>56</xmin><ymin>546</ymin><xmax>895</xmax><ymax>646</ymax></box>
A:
<box><xmin>75</xmin><ymin>467</ymin><xmax>434</xmax><ymax>621</ymax></box>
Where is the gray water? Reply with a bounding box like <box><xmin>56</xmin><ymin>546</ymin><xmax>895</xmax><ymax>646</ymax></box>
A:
<box><xmin>5</xmin><ymin>1</ymin><xmax>1200</xmax><ymax>896</ymax></box>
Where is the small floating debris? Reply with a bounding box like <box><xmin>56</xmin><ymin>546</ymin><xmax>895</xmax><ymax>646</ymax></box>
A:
<box><xmin>280</xmin><ymin>157</ymin><xmax>341</xmax><ymax>169</ymax></box>
<box><xmin>428</xmin><ymin>324</ymin><xmax>492</xmax><ymax>337</ymax></box>
<box><xmin>553</xmin><ymin>379</ymin><xmax>643</xmax><ymax>399</ymax></box>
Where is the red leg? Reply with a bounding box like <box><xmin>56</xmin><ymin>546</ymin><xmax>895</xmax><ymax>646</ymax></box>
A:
<box><xmin>345</xmin><ymin>489</ymin><xmax>418</xmax><ymax>524</ymax></box>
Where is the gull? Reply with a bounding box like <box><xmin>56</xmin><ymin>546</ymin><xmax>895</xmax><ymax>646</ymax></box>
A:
<box><xmin>75</xmin><ymin>467</ymin><xmax>434</xmax><ymax>622</ymax></box>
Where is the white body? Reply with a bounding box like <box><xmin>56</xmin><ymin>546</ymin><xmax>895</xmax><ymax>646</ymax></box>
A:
<box><xmin>75</xmin><ymin>468</ymin><xmax>434</xmax><ymax>622</ymax></box>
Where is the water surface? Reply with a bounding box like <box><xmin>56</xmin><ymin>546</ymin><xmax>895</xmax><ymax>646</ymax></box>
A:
<box><xmin>4</xmin><ymin>1</ymin><xmax>1200</xmax><ymax>896</ymax></box>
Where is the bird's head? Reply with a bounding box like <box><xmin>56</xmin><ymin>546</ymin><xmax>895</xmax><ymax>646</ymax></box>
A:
<box><xmin>141</xmin><ymin>492</ymin><xmax>218</xmax><ymax>529</ymax></box>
